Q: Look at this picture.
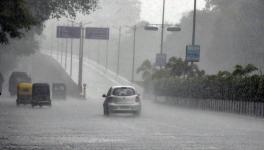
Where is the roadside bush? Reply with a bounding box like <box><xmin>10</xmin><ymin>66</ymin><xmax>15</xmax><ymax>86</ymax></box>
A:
<box><xmin>153</xmin><ymin>75</ymin><xmax>264</xmax><ymax>102</ymax></box>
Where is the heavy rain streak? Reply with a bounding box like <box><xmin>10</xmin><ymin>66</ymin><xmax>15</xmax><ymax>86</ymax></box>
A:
<box><xmin>1</xmin><ymin>0</ymin><xmax>264</xmax><ymax>149</ymax></box>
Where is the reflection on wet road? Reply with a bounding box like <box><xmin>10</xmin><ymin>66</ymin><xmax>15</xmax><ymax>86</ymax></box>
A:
<box><xmin>0</xmin><ymin>96</ymin><xmax>264</xmax><ymax>150</ymax></box>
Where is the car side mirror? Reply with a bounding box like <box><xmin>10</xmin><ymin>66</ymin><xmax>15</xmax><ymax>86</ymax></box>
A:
<box><xmin>102</xmin><ymin>94</ymin><xmax>107</xmax><ymax>98</ymax></box>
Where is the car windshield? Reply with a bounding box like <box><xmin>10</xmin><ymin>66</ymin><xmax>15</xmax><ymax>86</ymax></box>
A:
<box><xmin>16</xmin><ymin>76</ymin><xmax>30</xmax><ymax>83</ymax></box>
<box><xmin>112</xmin><ymin>87</ymin><xmax>135</xmax><ymax>96</ymax></box>
<box><xmin>34</xmin><ymin>86</ymin><xmax>49</xmax><ymax>95</ymax></box>
<box><xmin>54</xmin><ymin>86</ymin><xmax>65</xmax><ymax>91</ymax></box>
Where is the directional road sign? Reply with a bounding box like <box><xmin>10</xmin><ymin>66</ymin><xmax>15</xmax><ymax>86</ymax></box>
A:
<box><xmin>85</xmin><ymin>27</ymin><xmax>110</xmax><ymax>40</ymax></box>
<box><xmin>186</xmin><ymin>45</ymin><xmax>200</xmax><ymax>62</ymax></box>
<box><xmin>56</xmin><ymin>26</ymin><xmax>81</xmax><ymax>39</ymax></box>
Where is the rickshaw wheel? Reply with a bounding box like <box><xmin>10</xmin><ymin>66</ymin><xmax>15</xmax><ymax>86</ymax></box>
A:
<box><xmin>16</xmin><ymin>100</ymin><xmax>20</xmax><ymax>106</ymax></box>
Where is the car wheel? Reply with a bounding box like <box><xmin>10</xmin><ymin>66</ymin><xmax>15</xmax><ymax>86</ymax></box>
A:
<box><xmin>104</xmin><ymin>107</ymin><xmax>109</xmax><ymax>116</ymax></box>
<box><xmin>16</xmin><ymin>101</ymin><xmax>20</xmax><ymax>106</ymax></box>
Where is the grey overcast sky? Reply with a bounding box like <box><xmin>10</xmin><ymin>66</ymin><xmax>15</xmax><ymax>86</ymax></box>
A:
<box><xmin>42</xmin><ymin>0</ymin><xmax>206</xmax><ymax>39</ymax></box>
<box><xmin>51</xmin><ymin>0</ymin><xmax>206</xmax><ymax>25</ymax></box>
<box><xmin>139</xmin><ymin>0</ymin><xmax>206</xmax><ymax>24</ymax></box>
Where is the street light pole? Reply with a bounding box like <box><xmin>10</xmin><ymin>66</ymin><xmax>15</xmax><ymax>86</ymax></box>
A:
<box><xmin>192</xmin><ymin>0</ymin><xmax>197</xmax><ymax>46</ymax></box>
<box><xmin>131</xmin><ymin>25</ymin><xmax>137</xmax><ymax>82</ymax></box>
<box><xmin>50</xmin><ymin>27</ymin><xmax>53</xmax><ymax>56</ymax></box>
<box><xmin>105</xmin><ymin>39</ymin><xmax>109</xmax><ymax>70</ymax></box>
<box><xmin>160</xmin><ymin>0</ymin><xmax>166</xmax><ymax>55</ymax></box>
<box><xmin>57</xmin><ymin>36</ymin><xmax>59</xmax><ymax>60</ymax></box>
<box><xmin>97</xmin><ymin>41</ymin><xmax>100</xmax><ymax>64</ymax></box>
<box><xmin>78</xmin><ymin>23</ymin><xmax>84</xmax><ymax>91</ymax></box>
<box><xmin>60</xmin><ymin>35</ymin><xmax>63</xmax><ymax>64</ymax></box>
<box><xmin>116</xmin><ymin>26</ymin><xmax>122</xmax><ymax>76</ymax></box>
<box><xmin>70</xmin><ymin>22</ymin><xmax>73</xmax><ymax>77</ymax></box>
<box><xmin>65</xmin><ymin>30</ymin><xmax>68</xmax><ymax>69</ymax></box>
<box><xmin>190</xmin><ymin>0</ymin><xmax>197</xmax><ymax>65</ymax></box>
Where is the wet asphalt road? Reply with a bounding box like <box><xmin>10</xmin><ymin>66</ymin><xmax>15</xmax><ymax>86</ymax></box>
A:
<box><xmin>1</xmin><ymin>53</ymin><xmax>264</xmax><ymax>150</ymax></box>
<box><xmin>0</xmin><ymin>96</ymin><xmax>264</xmax><ymax>150</ymax></box>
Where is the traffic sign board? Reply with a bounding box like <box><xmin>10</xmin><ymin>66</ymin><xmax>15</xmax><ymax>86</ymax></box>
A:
<box><xmin>85</xmin><ymin>27</ymin><xmax>109</xmax><ymax>40</ymax></box>
<box><xmin>186</xmin><ymin>45</ymin><xmax>200</xmax><ymax>62</ymax></box>
<box><xmin>155</xmin><ymin>53</ymin><xmax>167</xmax><ymax>66</ymax></box>
<box><xmin>56</xmin><ymin>26</ymin><xmax>81</xmax><ymax>39</ymax></box>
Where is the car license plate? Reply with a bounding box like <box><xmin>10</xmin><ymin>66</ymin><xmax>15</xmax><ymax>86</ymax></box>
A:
<box><xmin>121</xmin><ymin>106</ymin><xmax>130</xmax><ymax>109</ymax></box>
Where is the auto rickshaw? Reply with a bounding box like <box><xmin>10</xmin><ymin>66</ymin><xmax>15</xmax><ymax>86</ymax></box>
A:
<box><xmin>16</xmin><ymin>82</ymin><xmax>32</xmax><ymax>106</ymax></box>
<box><xmin>52</xmin><ymin>83</ymin><xmax>66</xmax><ymax>99</ymax></box>
<box><xmin>31</xmin><ymin>83</ymin><xmax>51</xmax><ymax>107</ymax></box>
<box><xmin>9</xmin><ymin>72</ymin><xmax>31</xmax><ymax>96</ymax></box>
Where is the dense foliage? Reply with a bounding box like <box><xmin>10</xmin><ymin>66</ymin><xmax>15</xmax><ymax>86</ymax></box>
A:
<box><xmin>0</xmin><ymin>0</ymin><xmax>97</xmax><ymax>74</ymax></box>
<box><xmin>165</xmin><ymin>0</ymin><xmax>264</xmax><ymax>73</ymax></box>
<box><xmin>138</xmin><ymin>57</ymin><xmax>263</xmax><ymax>102</ymax></box>
<box><xmin>0</xmin><ymin>0</ymin><xmax>97</xmax><ymax>44</ymax></box>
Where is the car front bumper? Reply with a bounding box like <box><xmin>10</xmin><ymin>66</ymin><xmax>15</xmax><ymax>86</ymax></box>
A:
<box><xmin>108</xmin><ymin>103</ymin><xmax>141</xmax><ymax>113</ymax></box>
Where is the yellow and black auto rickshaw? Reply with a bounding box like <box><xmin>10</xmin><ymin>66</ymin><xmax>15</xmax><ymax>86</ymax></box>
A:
<box><xmin>31</xmin><ymin>83</ymin><xmax>51</xmax><ymax>108</ymax></box>
<box><xmin>16</xmin><ymin>82</ymin><xmax>32</xmax><ymax>106</ymax></box>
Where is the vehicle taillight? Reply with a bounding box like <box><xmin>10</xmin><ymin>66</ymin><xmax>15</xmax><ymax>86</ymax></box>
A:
<box><xmin>135</xmin><ymin>96</ymin><xmax>140</xmax><ymax>102</ymax></box>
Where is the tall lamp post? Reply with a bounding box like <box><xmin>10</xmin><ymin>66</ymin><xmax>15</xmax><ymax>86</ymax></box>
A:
<box><xmin>131</xmin><ymin>25</ymin><xmax>137</xmax><ymax>82</ymax></box>
<box><xmin>77</xmin><ymin>22</ymin><xmax>92</xmax><ymax>91</ymax></box>
<box><xmin>65</xmin><ymin>25</ymin><xmax>68</xmax><ymax>70</ymax></box>
<box><xmin>111</xmin><ymin>25</ymin><xmax>136</xmax><ymax>80</ymax></box>
<box><xmin>192</xmin><ymin>0</ymin><xmax>197</xmax><ymax>46</ymax></box>
<box><xmin>70</xmin><ymin>22</ymin><xmax>74</xmax><ymax>77</ymax></box>
<box><xmin>144</xmin><ymin>0</ymin><xmax>181</xmax><ymax>68</ymax></box>
<box><xmin>160</xmin><ymin>0</ymin><xmax>166</xmax><ymax>55</ymax></box>
<box><xmin>116</xmin><ymin>26</ymin><xmax>122</xmax><ymax>76</ymax></box>
<box><xmin>78</xmin><ymin>23</ymin><xmax>84</xmax><ymax>91</ymax></box>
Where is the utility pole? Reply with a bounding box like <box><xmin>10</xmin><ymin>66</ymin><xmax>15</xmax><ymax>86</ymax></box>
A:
<box><xmin>105</xmin><ymin>40</ymin><xmax>109</xmax><ymax>70</ymax></box>
<box><xmin>70</xmin><ymin>22</ymin><xmax>73</xmax><ymax>77</ymax></box>
<box><xmin>78</xmin><ymin>23</ymin><xmax>84</xmax><ymax>91</ymax></box>
<box><xmin>97</xmin><ymin>41</ymin><xmax>100</xmax><ymax>64</ymax></box>
<box><xmin>60</xmin><ymin>37</ymin><xmax>63</xmax><ymax>64</ymax></box>
<box><xmin>65</xmin><ymin>31</ymin><xmax>68</xmax><ymax>69</ymax></box>
<box><xmin>131</xmin><ymin>25</ymin><xmax>137</xmax><ymax>82</ymax></box>
<box><xmin>57</xmin><ymin>38</ymin><xmax>59</xmax><ymax>60</ymax></box>
<box><xmin>192</xmin><ymin>0</ymin><xmax>197</xmax><ymax>46</ymax></box>
<box><xmin>50</xmin><ymin>26</ymin><xmax>53</xmax><ymax>56</ymax></box>
<box><xmin>191</xmin><ymin>0</ymin><xmax>197</xmax><ymax>65</ymax></box>
<box><xmin>116</xmin><ymin>26</ymin><xmax>122</xmax><ymax>76</ymax></box>
<box><xmin>160</xmin><ymin>0</ymin><xmax>166</xmax><ymax>55</ymax></box>
<box><xmin>56</xmin><ymin>26</ymin><xmax>60</xmax><ymax>60</ymax></box>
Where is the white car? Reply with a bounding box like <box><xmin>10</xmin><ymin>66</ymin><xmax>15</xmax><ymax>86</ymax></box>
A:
<box><xmin>102</xmin><ymin>86</ymin><xmax>141</xmax><ymax>116</ymax></box>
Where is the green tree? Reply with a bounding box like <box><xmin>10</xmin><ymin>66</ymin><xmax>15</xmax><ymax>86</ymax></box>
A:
<box><xmin>136</xmin><ymin>59</ymin><xmax>153</xmax><ymax>81</ymax></box>
<box><xmin>232</xmin><ymin>64</ymin><xmax>258</xmax><ymax>77</ymax></box>
<box><xmin>232</xmin><ymin>65</ymin><xmax>244</xmax><ymax>76</ymax></box>
<box><xmin>165</xmin><ymin>57</ymin><xmax>187</xmax><ymax>77</ymax></box>
<box><xmin>244</xmin><ymin>64</ymin><xmax>258</xmax><ymax>76</ymax></box>
<box><xmin>0</xmin><ymin>0</ymin><xmax>97</xmax><ymax>44</ymax></box>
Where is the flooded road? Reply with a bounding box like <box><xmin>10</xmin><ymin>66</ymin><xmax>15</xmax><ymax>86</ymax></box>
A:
<box><xmin>1</xmin><ymin>53</ymin><xmax>264</xmax><ymax>150</ymax></box>
<box><xmin>0</xmin><ymin>96</ymin><xmax>264</xmax><ymax>150</ymax></box>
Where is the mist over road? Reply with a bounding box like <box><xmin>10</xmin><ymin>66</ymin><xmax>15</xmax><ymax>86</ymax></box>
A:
<box><xmin>1</xmin><ymin>95</ymin><xmax>264</xmax><ymax>149</ymax></box>
<box><xmin>0</xmin><ymin>54</ymin><xmax>264</xmax><ymax>150</ymax></box>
